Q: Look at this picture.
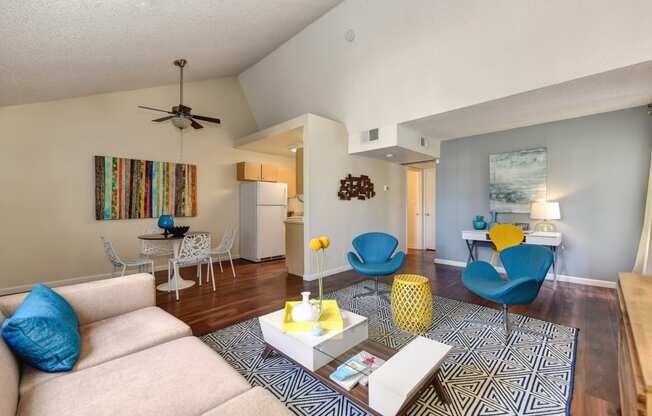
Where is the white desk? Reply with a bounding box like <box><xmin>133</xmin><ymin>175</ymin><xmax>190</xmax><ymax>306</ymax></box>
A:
<box><xmin>461</xmin><ymin>230</ymin><xmax>562</xmax><ymax>280</ymax></box>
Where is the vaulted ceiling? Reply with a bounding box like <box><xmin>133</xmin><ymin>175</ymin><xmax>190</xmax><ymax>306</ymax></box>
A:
<box><xmin>0</xmin><ymin>0</ymin><xmax>342</xmax><ymax>107</ymax></box>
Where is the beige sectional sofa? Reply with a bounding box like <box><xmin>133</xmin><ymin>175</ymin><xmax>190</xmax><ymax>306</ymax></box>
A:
<box><xmin>0</xmin><ymin>274</ymin><xmax>290</xmax><ymax>416</ymax></box>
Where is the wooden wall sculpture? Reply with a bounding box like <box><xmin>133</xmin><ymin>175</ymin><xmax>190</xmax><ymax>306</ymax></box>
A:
<box><xmin>338</xmin><ymin>174</ymin><xmax>376</xmax><ymax>200</ymax></box>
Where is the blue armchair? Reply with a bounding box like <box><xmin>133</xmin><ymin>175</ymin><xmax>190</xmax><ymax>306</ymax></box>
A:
<box><xmin>347</xmin><ymin>232</ymin><xmax>406</xmax><ymax>299</ymax></box>
<box><xmin>461</xmin><ymin>244</ymin><xmax>553</xmax><ymax>337</ymax></box>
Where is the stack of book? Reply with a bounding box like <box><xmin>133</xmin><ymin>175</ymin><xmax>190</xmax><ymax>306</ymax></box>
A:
<box><xmin>329</xmin><ymin>351</ymin><xmax>385</xmax><ymax>391</ymax></box>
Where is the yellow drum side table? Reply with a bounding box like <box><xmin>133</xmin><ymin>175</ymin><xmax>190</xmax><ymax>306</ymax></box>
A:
<box><xmin>391</xmin><ymin>274</ymin><xmax>433</xmax><ymax>333</ymax></box>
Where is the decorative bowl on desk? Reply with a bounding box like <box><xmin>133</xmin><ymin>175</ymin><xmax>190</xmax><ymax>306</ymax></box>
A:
<box><xmin>169</xmin><ymin>226</ymin><xmax>190</xmax><ymax>237</ymax></box>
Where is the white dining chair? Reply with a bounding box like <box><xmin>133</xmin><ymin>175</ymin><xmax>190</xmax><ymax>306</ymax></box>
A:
<box><xmin>210</xmin><ymin>225</ymin><xmax>238</xmax><ymax>278</ymax></box>
<box><xmin>169</xmin><ymin>233</ymin><xmax>215</xmax><ymax>301</ymax></box>
<box><xmin>101</xmin><ymin>236</ymin><xmax>154</xmax><ymax>277</ymax></box>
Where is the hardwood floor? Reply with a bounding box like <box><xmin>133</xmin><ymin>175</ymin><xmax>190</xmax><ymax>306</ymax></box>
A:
<box><xmin>155</xmin><ymin>249</ymin><xmax>619</xmax><ymax>415</ymax></box>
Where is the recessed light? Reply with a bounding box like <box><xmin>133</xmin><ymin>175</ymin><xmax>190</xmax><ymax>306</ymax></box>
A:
<box><xmin>385</xmin><ymin>153</ymin><xmax>394</xmax><ymax>158</ymax></box>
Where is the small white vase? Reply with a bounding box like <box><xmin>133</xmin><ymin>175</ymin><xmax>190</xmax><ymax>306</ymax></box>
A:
<box><xmin>291</xmin><ymin>291</ymin><xmax>320</xmax><ymax>323</ymax></box>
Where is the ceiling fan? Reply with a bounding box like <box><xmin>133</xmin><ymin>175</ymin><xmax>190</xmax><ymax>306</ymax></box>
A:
<box><xmin>138</xmin><ymin>59</ymin><xmax>221</xmax><ymax>130</ymax></box>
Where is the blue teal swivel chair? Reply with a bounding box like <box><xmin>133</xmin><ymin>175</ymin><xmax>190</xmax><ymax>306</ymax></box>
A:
<box><xmin>461</xmin><ymin>244</ymin><xmax>553</xmax><ymax>337</ymax></box>
<box><xmin>347</xmin><ymin>232</ymin><xmax>406</xmax><ymax>299</ymax></box>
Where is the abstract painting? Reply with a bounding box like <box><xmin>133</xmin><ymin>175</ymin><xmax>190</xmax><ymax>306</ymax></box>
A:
<box><xmin>94</xmin><ymin>156</ymin><xmax>197</xmax><ymax>220</ymax></box>
<box><xmin>489</xmin><ymin>147</ymin><xmax>547</xmax><ymax>213</ymax></box>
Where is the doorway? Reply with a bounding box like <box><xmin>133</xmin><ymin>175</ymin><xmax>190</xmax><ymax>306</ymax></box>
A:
<box><xmin>406</xmin><ymin>163</ymin><xmax>436</xmax><ymax>251</ymax></box>
<box><xmin>407</xmin><ymin>169</ymin><xmax>423</xmax><ymax>249</ymax></box>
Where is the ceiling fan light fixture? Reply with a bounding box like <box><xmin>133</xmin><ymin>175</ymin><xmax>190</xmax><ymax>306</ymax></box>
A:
<box><xmin>172</xmin><ymin>116</ymin><xmax>191</xmax><ymax>130</ymax></box>
<box><xmin>138</xmin><ymin>59</ymin><xmax>220</xmax><ymax>130</ymax></box>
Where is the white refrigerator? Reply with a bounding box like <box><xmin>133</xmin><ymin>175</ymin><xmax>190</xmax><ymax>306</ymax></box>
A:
<box><xmin>239</xmin><ymin>181</ymin><xmax>287</xmax><ymax>262</ymax></box>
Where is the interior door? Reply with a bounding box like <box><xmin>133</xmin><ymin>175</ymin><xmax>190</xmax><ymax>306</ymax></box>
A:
<box><xmin>423</xmin><ymin>168</ymin><xmax>436</xmax><ymax>250</ymax></box>
<box><xmin>407</xmin><ymin>169</ymin><xmax>423</xmax><ymax>249</ymax></box>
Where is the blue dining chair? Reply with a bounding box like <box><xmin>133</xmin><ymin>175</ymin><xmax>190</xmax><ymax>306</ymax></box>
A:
<box><xmin>461</xmin><ymin>244</ymin><xmax>553</xmax><ymax>337</ymax></box>
<box><xmin>347</xmin><ymin>232</ymin><xmax>406</xmax><ymax>299</ymax></box>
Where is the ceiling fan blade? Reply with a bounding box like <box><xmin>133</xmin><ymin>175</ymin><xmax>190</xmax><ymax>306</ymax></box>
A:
<box><xmin>191</xmin><ymin>114</ymin><xmax>221</xmax><ymax>124</ymax></box>
<box><xmin>152</xmin><ymin>116</ymin><xmax>174</xmax><ymax>122</ymax></box>
<box><xmin>138</xmin><ymin>105</ymin><xmax>174</xmax><ymax>114</ymax></box>
<box><xmin>190</xmin><ymin>119</ymin><xmax>203</xmax><ymax>129</ymax></box>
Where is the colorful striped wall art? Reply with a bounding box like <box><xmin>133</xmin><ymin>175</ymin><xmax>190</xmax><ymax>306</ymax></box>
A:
<box><xmin>94</xmin><ymin>156</ymin><xmax>197</xmax><ymax>220</ymax></box>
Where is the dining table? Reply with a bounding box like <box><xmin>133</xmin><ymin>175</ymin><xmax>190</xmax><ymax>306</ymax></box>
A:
<box><xmin>137</xmin><ymin>231</ymin><xmax>210</xmax><ymax>292</ymax></box>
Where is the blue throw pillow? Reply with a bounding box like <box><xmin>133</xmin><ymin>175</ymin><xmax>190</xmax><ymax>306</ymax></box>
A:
<box><xmin>1</xmin><ymin>284</ymin><xmax>80</xmax><ymax>372</ymax></box>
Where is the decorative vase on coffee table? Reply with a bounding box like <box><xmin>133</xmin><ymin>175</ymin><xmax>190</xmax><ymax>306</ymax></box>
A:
<box><xmin>291</xmin><ymin>292</ymin><xmax>320</xmax><ymax>323</ymax></box>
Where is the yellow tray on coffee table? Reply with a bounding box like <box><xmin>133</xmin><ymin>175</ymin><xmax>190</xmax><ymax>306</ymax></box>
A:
<box><xmin>282</xmin><ymin>300</ymin><xmax>344</xmax><ymax>332</ymax></box>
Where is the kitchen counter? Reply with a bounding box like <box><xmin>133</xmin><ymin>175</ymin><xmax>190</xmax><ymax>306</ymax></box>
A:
<box><xmin>285</xmin><ymin>220</ymin><xmax>304</xmax><ymax>276</ymax></box>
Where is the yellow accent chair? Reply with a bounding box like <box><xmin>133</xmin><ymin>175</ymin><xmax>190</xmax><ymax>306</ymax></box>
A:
<box><xmin>391</xmin><ymin>274</ymin><xmax>433</xmax><ymax>333</ymax></box>
<box><xmin>488</xmin><ymin>224</ymin><xmax>524</xmax><ymax>265</ymax></box>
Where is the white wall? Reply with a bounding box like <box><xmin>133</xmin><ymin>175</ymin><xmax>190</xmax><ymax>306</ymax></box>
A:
<box><xmin>303</xmin><ymin>114</ymin><xmax>406</xmax><ymax>279</ymax></box>
<box><xmin>348</xmin><ymin>124</ymin><xmax>398</xmax><ymax>154</ymax></box>
<box><xmin>239</xmin><ymin>0</ymin><xmax>652</xmax><ymax>135</ymax></box>
<box><xmin>0</xmin><ymin>78</ymin><xmax>293</xmax><ymax>290</ymax></box>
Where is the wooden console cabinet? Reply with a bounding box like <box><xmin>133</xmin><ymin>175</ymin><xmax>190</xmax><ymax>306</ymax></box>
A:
<box><xmin>618</xmin><ymin>272</ymin><xmax>652</xmax><ymax>415</ymax></box>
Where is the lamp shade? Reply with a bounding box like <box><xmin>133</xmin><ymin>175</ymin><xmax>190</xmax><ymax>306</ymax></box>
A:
<box><xmin>530</xmin><ymin>202</ymin><xmax>560</xmax><ymax>220</ymax></box>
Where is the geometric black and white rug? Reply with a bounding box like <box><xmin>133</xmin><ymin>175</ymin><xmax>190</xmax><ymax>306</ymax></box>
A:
<box><xmin>201</xmin><ymin>279</ymin><xmax>578</xmax><ymax>416</ymax></box>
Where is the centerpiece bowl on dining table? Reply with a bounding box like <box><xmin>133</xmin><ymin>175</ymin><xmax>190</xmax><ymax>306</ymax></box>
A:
<box><xmin>169</xmin><ymin>226</ymin><xmax>190</xmax><ymax>237</ymax></box>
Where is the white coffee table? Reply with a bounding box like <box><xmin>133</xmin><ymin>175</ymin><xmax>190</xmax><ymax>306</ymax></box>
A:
<box><xmin>368</xmin><ymin>336</ymin><xmax>452</xmax><ymax>415</ymax></box>
<box><xmin>258</xmin><ymin>308</ymin><xmax>368</xmax><ymax>371</ymax></box>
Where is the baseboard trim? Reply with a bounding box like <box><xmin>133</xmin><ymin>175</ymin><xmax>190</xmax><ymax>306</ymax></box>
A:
<box><xmin>302</xmin><ymin>264</ymin><xmax>353</xmax><ymax>281</ymax></box>
<box><xmin>433</xmin><ymin>258</ymin><xmax>617</xmax><ymax>289</ymax></box>
<box><xmin>0</xmin><ymin>256</ymin><xmax>242</xmax><ymax>296</ymax></box>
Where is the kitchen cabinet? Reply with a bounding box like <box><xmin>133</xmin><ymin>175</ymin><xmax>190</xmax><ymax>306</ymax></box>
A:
<box><xmin>237</xmin><ymin>161</ymin><xmax>297</xmax><ymax>195</ymax></box>
<box><xmin>236</xmin><ymin>162</ymin><xmax>261</xmax><ymax>181</ymax></box>
<box><xmin>278</xmin><ymin>165</ymin><xmax>296</xmax><ymax>198</ymax></box>
<box><xmin>285</xmin><ymin>219</ymin><xmax>304</xmax><ymax>276</ymax></box>
<box><xmin>261</xmin><ymin>164</ymin><xmax>279</xmax><ymax>182</ymax></box>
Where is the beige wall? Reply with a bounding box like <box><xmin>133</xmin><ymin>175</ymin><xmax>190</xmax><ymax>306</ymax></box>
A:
<box><xmin>303</xmin><ymin>114</ymin><xmax>406</xmax><ymax>279</ymax></box>
<box><xmin>0</xmin><ymin>77</ymin><xmax>292</xmax><ymax>290</ymax></box>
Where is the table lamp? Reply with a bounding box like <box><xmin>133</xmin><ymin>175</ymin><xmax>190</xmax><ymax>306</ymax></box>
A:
<box><xmin>530</xmin><ymin>202</ymin><xmax>560</xmax><ymax>232</ymax></box>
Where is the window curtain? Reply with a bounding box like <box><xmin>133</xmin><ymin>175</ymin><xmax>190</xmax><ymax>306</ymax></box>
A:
<box><xmin>634</xmin><ymin>150</ymin><xmax>652</xmax><ymax>274</ymax></box>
